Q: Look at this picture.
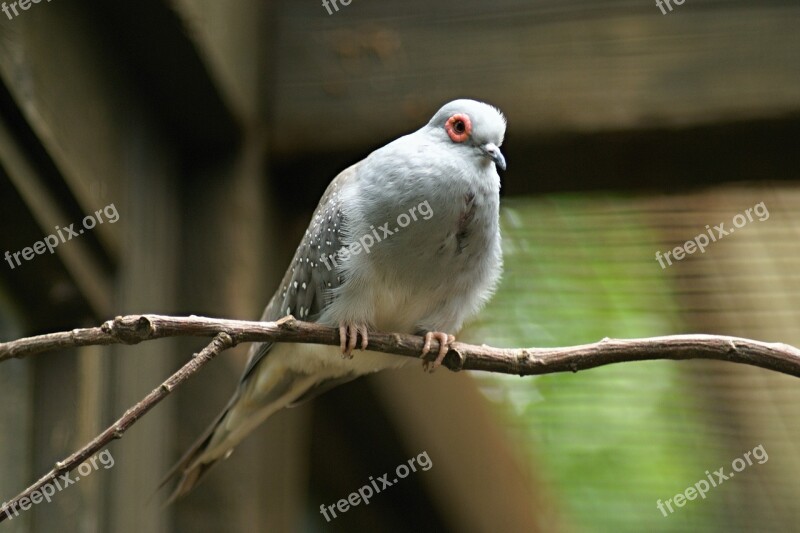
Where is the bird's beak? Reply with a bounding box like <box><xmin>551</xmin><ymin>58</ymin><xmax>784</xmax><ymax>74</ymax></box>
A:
<box><xmin>482</xmin><ymin>143</ymin><xmax>506</xmax><ymax>171</ymax></box>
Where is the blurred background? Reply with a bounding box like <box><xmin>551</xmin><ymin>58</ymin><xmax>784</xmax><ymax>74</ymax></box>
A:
<box><xmin>1</xmin><ymin>1</ymin><xmax>799</xmax><ymax>532</ymax></box>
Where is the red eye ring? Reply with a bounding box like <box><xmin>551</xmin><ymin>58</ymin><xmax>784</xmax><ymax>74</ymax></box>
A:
<box><xmin>445</xmin><ymin>114</ymin><xmax>472</xmax><ymax>143</ymax></box>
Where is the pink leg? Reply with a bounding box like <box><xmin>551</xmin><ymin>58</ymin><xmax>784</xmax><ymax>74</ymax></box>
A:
<box><xmin>339</xmin><ymin>322</ymin><xmax>369</xmax><ymax>358</ymax></box>
<box><xmin>420</xmin><ymin>332</ymin><xmax>455</xmax><ymax>372</ymax></box>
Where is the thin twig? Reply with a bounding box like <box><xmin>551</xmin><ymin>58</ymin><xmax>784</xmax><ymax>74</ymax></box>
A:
<box><xmin>1</xmin><ymin>314</ymin><xmax>800</xmax><ymax>523</ymax></box>
<box><xmin>0</xmin><ymin>332</ymin><xmax>235</xmax><ymax>524</ymax></box>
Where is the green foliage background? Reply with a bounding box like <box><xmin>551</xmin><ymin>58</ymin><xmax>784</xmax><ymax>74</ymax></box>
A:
<box><xmin>465</xmin><ymin>197</ymin><xmax>729</xmax><ymax>532</ymax></box>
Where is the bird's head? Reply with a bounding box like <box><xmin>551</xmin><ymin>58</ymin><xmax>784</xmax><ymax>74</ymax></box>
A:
<box><xmin>427</xmin><ymin>99</ymin><xmax>507</xmax><ymax>171</ymax></box>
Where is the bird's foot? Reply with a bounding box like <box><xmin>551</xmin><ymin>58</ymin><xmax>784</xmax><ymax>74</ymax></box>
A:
<box><xmin>339</xmin><ymin>322</ymin><xmax>369</xmax><ymax>358</ymax></box>
<box><xmin>420</xmin><ymin>332</ymin><xmax>456</xmax><ymax>372</ymax></box>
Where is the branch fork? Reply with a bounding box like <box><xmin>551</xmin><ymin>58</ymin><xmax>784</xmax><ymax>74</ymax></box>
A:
<box><xmin>1</xmin><ymin>314</ymin><xmax>799</xmax><ymax>522</ymax></box>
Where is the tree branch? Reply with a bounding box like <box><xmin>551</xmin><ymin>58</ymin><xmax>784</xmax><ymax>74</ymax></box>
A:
<box><xmin>2</xmin><ymin>314</ymin><xmax>800</xmax><ymax>377</ymax></box>
<box><xmin>1</xmin><ymin>313</ymin><xmax>799</xmax><ymax>522</ymax></box>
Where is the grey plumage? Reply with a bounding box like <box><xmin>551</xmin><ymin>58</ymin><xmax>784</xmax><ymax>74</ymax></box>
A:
<box><xmin>162</xmin><ymin>99</ymin><xmax>507</xmax><ymax>501</ymax></box>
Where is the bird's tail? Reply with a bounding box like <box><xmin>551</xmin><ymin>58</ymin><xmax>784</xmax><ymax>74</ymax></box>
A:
<box><xmin>158</xmin><ymin>405</ymin><xmax>230</xmax><ymax>506</ymax></box>
<box><xmin>159</xmin><ymin>360</ymin><xmax>314</xmax><ymax>505</ymax></box>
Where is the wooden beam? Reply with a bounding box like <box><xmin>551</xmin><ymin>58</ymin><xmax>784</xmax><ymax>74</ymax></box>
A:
<box><xmin>270</xmin><ymin>2</ymin><xmax>800</xmax><ymax>154</ymax></box>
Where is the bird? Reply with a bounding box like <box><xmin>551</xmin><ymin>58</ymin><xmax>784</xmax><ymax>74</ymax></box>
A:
<box><xmin>162</xmin><ymin>98</ymin><xmax>507</xmax><ymax>501</ymax></box>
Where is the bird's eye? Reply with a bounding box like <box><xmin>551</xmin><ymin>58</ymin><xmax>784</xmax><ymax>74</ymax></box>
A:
<box><xmin>445</xmin><ymin>114</ymin><xmax>472</xmax><ymax>143</ymax></box>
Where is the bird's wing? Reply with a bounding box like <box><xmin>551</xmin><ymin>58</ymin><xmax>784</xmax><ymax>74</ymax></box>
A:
<box><xmin>239</xmin><ymin>164</ymin><xmax>358</xmax><ymax>383</ymax></box>
<box><xmin>161</xmin><ymin>165</ymin><xmax>360</xmax><ymax>501</ymax></box>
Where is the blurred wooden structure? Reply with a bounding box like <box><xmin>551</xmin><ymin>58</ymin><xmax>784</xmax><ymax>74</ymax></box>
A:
<box><xmin>0</xmin><ymin>0</ymin><xmax>798</xmax><ymax>531</ymax></box>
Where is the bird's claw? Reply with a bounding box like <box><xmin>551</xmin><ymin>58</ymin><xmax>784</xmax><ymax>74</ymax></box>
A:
<box><xmin>420</xmin><ymin>332</ymin><xmax>455</xmax><ymax>372</ymax></box>
<box><xmin>339</xmin><ymin>322</ymin><xmax>369</xmax><ymax>358</ymax></box>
